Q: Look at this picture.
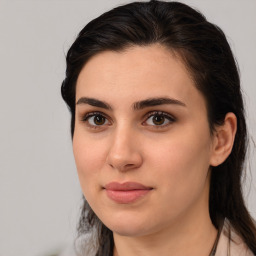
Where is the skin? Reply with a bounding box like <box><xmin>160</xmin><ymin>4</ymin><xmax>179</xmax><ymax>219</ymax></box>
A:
<box><xmin>73</xmin><ymin>44</ymin><xmax>237</xmax><ymax>256</ymax></box>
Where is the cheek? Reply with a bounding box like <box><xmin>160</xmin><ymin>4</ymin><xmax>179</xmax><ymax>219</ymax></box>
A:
<box><xmin>148</xmin><ymin>127</ymin><xmax>211</xmax><ymax>169</ymax></box>
<box><xmin>146</xmin><ymin>126</ymin><xmax>212</xmax><ymax>197</ymax></box>
<box><xmin>72</xmin><ymin>131</ymin><xmax>107</xmax><ymax>193</ymax></box>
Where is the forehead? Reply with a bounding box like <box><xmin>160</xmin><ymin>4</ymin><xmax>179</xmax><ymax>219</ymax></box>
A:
<box><xmin>76</xmin><ymin>44</ymin><xmax>206</xmax><ymax>111</ymax></box>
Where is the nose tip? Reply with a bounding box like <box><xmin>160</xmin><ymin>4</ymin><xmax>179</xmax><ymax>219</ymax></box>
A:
<box><xmin>108</xmin><ymin>156</ymin><xmax>142</xmax><ymax>172</ymax></box>
<box><xmin>106</xmin><ymin>132</ymin><xmax>143</xmax><ymax>172</ymax></box>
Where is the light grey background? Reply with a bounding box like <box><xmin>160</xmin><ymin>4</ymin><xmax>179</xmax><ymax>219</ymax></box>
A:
<box><xmin>0</xmin><ymin>1</ymin><xmax>255</xmax><ymax>256</ymax></box>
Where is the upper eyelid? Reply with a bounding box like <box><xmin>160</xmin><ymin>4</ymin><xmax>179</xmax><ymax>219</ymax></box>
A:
<box><xmin>143</xmin><ymin>110</ymin><xmax>176</xmax><ymax>120</ymax></box>
<box><xmin>80</xmin><ymin>110</ymin><xmax>175</xmax><ymax>117</ymax></box>
<box><xmin>81</xmin><ymin>111</ymin><xmax>110</xmax><ymax>121</ymax></box>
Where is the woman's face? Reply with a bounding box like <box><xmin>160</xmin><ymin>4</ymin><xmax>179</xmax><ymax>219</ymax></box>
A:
<box><xmin>73</xmin><ymin>44</ymin><xmax>216</xmax><ymax>237</ymax></box>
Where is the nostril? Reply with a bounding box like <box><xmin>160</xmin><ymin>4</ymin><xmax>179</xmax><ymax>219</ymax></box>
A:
<box><xmin>106</xmin><ymin>145</ymin><xmax>143</xmax><ymax>171</ymax></box>
<box><xmin>125</xmin><ymin>164</ymin><xmax>135</xmax><ymax>168</ymax></box>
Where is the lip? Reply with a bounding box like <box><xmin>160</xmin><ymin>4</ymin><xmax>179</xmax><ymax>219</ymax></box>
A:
<box><xmin>104</xmin><ymin>182</ymin><xmax>153</xmax><ymax>204</ymax></box>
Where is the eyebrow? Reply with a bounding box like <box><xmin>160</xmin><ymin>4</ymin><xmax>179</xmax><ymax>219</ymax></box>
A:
<box><xmin>76</xmin><ymin>97</ymin><xmax>112</xmax><ymax>110</ymax></box>
<box><xmin>76</xmin><ymin>97</ymin><xmax>186</xmax><ymax>110</ymax></box>
<box><xmin>133</xmin><ymin>97</ymin><xmax>186</xmax><ymax>110</ymax></box>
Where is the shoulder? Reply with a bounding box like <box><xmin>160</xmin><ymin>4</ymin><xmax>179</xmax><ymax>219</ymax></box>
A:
<box><xmin>215</xmin><ymin>219</ymin><xmax>254</xmax><ymax>256</ymax></box>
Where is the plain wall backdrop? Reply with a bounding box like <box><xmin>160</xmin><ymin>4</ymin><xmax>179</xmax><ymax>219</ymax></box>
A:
<box><xmin>0</xmin><ymin>1</ymin><xmax>255</xmax><ymax>255</ymax></box>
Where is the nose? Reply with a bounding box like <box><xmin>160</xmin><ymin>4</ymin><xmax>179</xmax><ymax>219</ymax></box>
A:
<box><xmin>106</xmin><ymin>126</ymin><xmax>143</xmax><ymax>172</ymax></box>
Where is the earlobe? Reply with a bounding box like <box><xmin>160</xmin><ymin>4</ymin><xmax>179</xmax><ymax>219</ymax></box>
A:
<box><xmin>210</xmin><ymin>112</ymin><xmax>237</xmax><ymax>167</ymax></box>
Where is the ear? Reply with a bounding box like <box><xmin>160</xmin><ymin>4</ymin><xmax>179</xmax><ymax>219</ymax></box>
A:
<box><xmin>210</xmin><ymin>112</ymin><xmax>237</xmax><ymax>167</ymax></box>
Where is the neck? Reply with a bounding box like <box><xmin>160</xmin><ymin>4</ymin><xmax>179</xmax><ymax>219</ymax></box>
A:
<box><xmin>113</xmin><ymin>212</ymin><xmax>217</xmax><ymax>256</ymax></box>
<box><xmin>113</xmin><ymin>177</ymin><xmax>217</xmax><ymax>256</ymax></box>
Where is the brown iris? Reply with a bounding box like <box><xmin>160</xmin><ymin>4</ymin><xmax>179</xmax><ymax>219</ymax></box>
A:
<box><xmin>94</xmin><ymin>115</ymin><xmax>105</xmax><ymax>125</ymax></box>
<box><xmin>152</xmin><ymin>114</ymin><xmax>165</xmax><ymax>125</ymax></box>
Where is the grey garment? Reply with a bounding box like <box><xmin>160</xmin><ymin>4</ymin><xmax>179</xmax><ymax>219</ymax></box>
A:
<box><xmin>59</xmin><ymin>219</ymin><xmax>254</xmax><ymax>256</ymax></box>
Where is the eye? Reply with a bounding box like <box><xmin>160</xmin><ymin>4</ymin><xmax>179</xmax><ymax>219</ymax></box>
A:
<box><xmin>82</xmin><ymin>112</ymin><xmax>111</xmax><ymax>128</ymax></box>
<box><xmin>143</xmin><ymin>111</ymin><xmax>175</xmax><ymax>127</ymax></box>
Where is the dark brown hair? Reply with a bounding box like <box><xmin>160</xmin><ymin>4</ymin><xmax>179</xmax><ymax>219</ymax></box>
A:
<box><xmin>61</xmin><ymin>1</ymin><xmax>256</xmax><ymax>255</ymax></box>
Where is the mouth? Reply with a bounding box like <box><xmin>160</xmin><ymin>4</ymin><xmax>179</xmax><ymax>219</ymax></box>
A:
<box><xmin>104</xmin><ymin>182</ymin><xmax>153</xmax><ymax>204</ymax></box>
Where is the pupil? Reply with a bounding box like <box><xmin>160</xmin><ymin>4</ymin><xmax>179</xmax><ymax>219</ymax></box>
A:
<box><xmin>94</xmin><ymin>115</ymin><xmax>105</xmax><ymax>125</ymax></box>
<box><xmin>153</xmin><ymin>115</ymin><xmax>164</xmax><ymax>125</ymax></box>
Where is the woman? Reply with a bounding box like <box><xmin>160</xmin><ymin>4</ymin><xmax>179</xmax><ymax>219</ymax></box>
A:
<box><xmin>61</xmin><ymin>1</ymin><xmax>256</xmax><ymax>255</ymax></box>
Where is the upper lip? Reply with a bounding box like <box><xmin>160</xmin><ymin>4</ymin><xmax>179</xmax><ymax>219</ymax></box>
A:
<box><xmin>104</xmin><ymin>182</ymin><xmax>152</xmax><ymax>191</ymax></box>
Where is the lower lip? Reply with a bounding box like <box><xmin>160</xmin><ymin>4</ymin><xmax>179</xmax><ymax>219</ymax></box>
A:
<box><xmin>105</xmin><ymin>189</ymin><xmax>151</xmax><ymax>204</ymax></box>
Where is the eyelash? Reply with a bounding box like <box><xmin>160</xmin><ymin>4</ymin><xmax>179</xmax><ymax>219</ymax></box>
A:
<box><xmin>81</xmin><ymin>111</ymin><xmax>112</xmax><ymax>130</ymax></box>
<box><xmin>81</xmin><ymin>111</ymin><xmax>176</xmax><ymax>130</ymax></box>
<box><xmin>142</xmin><ymin>111</ymin><xmax>176</xmax><ymax>128</ymax></box>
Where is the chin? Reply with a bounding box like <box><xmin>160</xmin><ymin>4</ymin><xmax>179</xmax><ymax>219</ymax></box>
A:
<box><xmin>102</xmin><ymin>214</ymin><xmax>153</xmax><ymax>237</ymax></box>
<box><xmin>111</xmin><ymin>225</ymin><xmax>147</xmax><ymax>237</ymax></box>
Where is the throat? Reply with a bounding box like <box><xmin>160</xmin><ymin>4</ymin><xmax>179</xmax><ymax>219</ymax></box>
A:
<box><xmin>112</xmin><ymin>219</ymin><xmax>218</xmax><ymax>256</ymax></box>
